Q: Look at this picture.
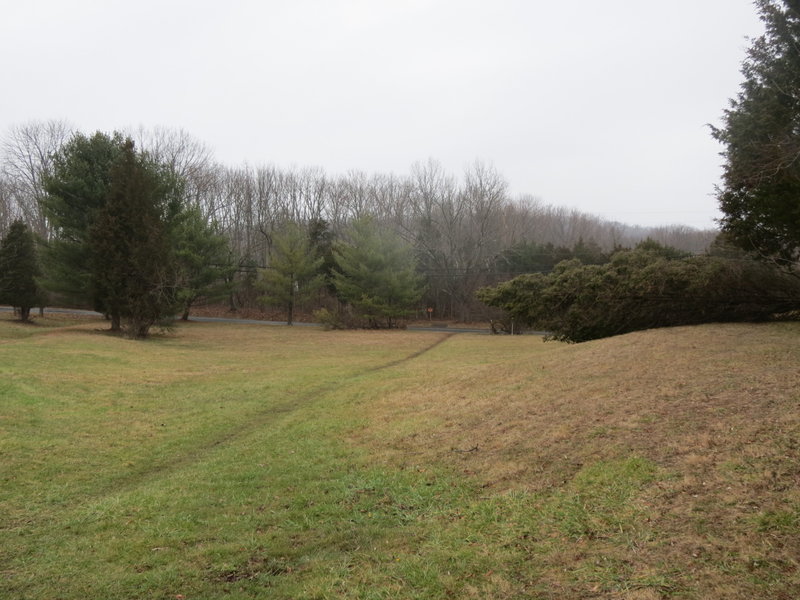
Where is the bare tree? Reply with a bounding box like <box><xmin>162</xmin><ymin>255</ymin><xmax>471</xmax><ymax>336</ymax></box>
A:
<box><xmin>322</xmin><ymin>175</ymin><xmax>354</xmax><ymax>234</ymax></box>
<box><xmin>130</xmin><ymin>126</ymin><xmax>217</xmax><ymax>208</ymax></box>
<box><xmin>298</xmin><ymin>166</ymin><xmax>328</xmax><ymax>222</ymax></box>
<box><xmin>404</xmin><ymin>160</ymin><xmax>510</xmax><ymax>320</ymax></box>
<box><xmin>0</xmin><ymin>175</ymin><xmax>18</xmax><ymax>236</ymax></box>
<box><xmin>219</xmin><ymin>166</ymin><xmax>263</xmax><ymax>266</ymax></box>
<box><xmin>1</xmin><ymin>120</ymin><xmax>73</xmax><ymax>238</ymax></box>
<box><xmin>647</xmin><ymin>225</ymin><xmax>717</xmax><ymax>254</ymax></box>
<box><xmin>496</xmin><ymin>195</ymin><xmax>543</xmax><ymax>246</ymax></box>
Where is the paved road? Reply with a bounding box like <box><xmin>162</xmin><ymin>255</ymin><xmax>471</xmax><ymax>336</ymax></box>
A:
<box><xmin>189</xmin><ymin>315</ymin><xmax>491</xmax><ymax>334</ymax></box>
<box><xmin>0</xmin><ymin>306</ymin><xmax>494</xmax><ymax>334</ymax></box>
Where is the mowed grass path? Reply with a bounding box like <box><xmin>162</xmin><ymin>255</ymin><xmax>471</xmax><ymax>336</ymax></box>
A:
<box><xmin>1</xmin><ymin>315</ymin><xmax>799</xmax><ymax>599</ymax></box>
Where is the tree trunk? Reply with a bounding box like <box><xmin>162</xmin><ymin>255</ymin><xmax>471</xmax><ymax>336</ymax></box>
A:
<box><xmin>20</xmin><ymin>307</ymin><xmax>31</xmax><ymax>322</ymax></box>
<box><xmin>110</xmin><ymin>311</ymin><xmax>121</xmax><ymax>332</ymax></box>
<box><xmin>181</xmin><ymin>294</ymin><xmax>196</xmax><ymax>321</ymax></box>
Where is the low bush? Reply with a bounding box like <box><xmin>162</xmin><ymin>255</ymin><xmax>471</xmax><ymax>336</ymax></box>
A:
<box><xmin>478</xmin><ymin>242</ymin><xmax>800</xmax><ymax>342</ymax></box>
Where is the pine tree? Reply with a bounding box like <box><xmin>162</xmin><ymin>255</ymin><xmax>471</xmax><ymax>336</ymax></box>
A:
<box><xmin>173</xmin><ymin>206</ymin><xmax>234</xmax><ymax>320</ymax></box>
<box><xmin>258</xmin><ymin>222</ymin><xmax>324</xmax><ymax>325</ymax></box>
<box><xmin>41</xmin><ymin>131</ymin><xmax>124</xmax><ymax>315</ymax></box>
<box><xmin>0</xmin><ymin>220</ymin><xmax>45</xmax><ymax>321</ymax></box>
<box><xmin>333</xmin><ymin>218</ymin><xmax>423</xmax><ymax>328</ymax></box>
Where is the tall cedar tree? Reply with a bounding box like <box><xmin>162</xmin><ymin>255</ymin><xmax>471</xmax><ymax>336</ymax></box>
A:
<box><xmin>333</xmin><ymin>218</ymin><xmax>423</xmax><ymax>328</ymax></box>
<box><xmin>712</xmin><ymin>0</ymin><xmax>800</xmax><ymax>268</ymax></box>
<box><xmin>90</xmin><ymin>140</ymin><xmax>176</xmax><ymax>338</ymax></box>
<box><xmin>41</xmin><ymin>132</ymin><xmax>123</xmax><ymax>316</ymax></box>
<box><xmin>258</xmin><ymin>222</ymin><xmax>324</xmax><ymax>325</ymax></box>
<box><xmin>0</xmin><ymin>220</ymin><xmax>45</xmax><ymax>321</ymax></box>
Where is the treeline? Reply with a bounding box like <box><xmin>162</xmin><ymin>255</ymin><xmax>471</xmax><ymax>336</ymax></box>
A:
<box><xmin>0</xmin><ymin>121</ymin><xmax>718</xmax><ymax>321</ymax></box>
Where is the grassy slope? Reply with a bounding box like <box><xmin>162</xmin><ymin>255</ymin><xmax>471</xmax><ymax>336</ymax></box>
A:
<box><xmin>1</xmin><ymin>315</ymin><xmax>798</xmax><ymax>599</ymax></box>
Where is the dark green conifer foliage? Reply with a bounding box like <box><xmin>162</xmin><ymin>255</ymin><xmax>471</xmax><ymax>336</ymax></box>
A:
<box><xmin>333</xmin><ymin>218</ymin><xmax>423</xmax><ymax>328</ymax></box>
<box><xmin>0</xmin><ymin>220</ymin><xmax>45</xmax><ymax>321</ymax></box>
<box><xmin>90</xmin><ymin>140</ymin><xmax>176</xmax><ymax>338</ymax></box>
<box><xmin>498</xmin><ymin>239</ymin><xmax>609</xmax><ymax>275</ymax></box>
<box><xmin>173</xmin><ymin>206</ymin><xmax>234</xmax><ymax>320</ymax></box>
<box><xmin>308</xmin><ymin>218</ymin><xmax>337</xmax><ymax>293</ymax></box>
<box><xmin>41</xmin><ymin>132</ymin><xmax>124</xmax><ymax>314</ymax></box>
<box><xmin>258</xmin><ymin>222</ymin><xmax>324</xmax><ymax>325</ymax></box>
<box><xmin>712</xmin><ymin>0</ymin><xmax>800</xmax><ymax>267</ymax></box>
<box><xmin>478</xmin><ymin>242</ymin><xmax>800</xmax><ymax>343</ymax></box>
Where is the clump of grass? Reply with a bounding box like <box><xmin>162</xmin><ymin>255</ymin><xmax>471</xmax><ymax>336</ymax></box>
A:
<box><xmin>545</xmin><ymin>457</ymin><xmax>656</xmax><ymax>541</ymax></box>
<box><xmin>756</xmin><ymin>506</ymin><xmax>800</xmax><ymax>533</ymax></box>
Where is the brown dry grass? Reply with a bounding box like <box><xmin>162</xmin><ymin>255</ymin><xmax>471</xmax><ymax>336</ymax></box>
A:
<box><xmin>4</xmin><ymin>312</ymin><xmax>798</xmax><ymax>597</ymax></box>
<box><xmin>352</xmin><ymin>322</ymin><xmax>800</xmax><ymax>598</ymax></box>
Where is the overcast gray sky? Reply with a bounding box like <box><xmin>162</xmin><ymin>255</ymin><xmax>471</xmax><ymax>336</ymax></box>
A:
<box><xmin>1</xmin><ymin>1</ymin><xmax>763</xmax><ymax>229</ymax></box>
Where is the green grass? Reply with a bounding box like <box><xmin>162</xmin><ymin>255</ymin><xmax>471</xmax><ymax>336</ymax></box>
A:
<box><xmin>1</xmin><ymin>316</ymin><xmax>799</xmax><ymax>599</ymax></box>
<box><xmin>0</xmin><ymin>320</ymin><xmax>493</xmax><ymax>599</ymax></box>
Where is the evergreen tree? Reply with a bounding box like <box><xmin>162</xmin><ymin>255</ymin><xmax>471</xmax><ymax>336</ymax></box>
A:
<box><xmin>571</xmin><ymin>237</ymin><xmax>609</xmax><ymax>265</ymax></box>
<box><xmin>258</xmin><ymin>222</ymin><xmax>324</xmax><ymax>325</ymax></box>
<box><xmin>90</xmin><ymin>140</ymin><xmax>177</xmax><ymax>338</ymax></box>
<box><xmin>173</xmin><ymin>206</ymin><xmax>234</xmax><ymax>320</ymax></box>
<box><xmin>0</xmin><ymin>220</ymin><xmax>45</xmax><ymax>321</ymax></box>
<box><xmin>333</xmin><ymin>218</ymin><xmax>423</xmax><ymax>328</ymax></box>
<box><xmin>498</xmin><ymin>239</ymin><xmax>609</xmax><ymax>276</ymax></box>
<box><xmin>308</xmin><ymin>217</ymin><xmax>337</xmax><ymax>293</ymax></box>
<box><xmin>712</xmin><ymin>0</ymin><xmax>800</xmax><ymax>268</ymax></box>
<box><xmin>41</xmin><ymin>131</ymin><xmax>124</xmax><ymax>315</ymax></box>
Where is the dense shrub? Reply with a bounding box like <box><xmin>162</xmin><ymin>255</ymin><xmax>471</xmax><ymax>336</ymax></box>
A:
<box><xmin>477</xmin><ymin>243</ymin><xmax>800</xmax><ymax>342</ymax></box>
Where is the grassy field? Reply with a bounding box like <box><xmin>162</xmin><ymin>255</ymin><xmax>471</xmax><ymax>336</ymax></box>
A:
<box><xmin>1</xmin><ymin>314</ymin><xmax>799</xmax><ymax>599</ymax></box>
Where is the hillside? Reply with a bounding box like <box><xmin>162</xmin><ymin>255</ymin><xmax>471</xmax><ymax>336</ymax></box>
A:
<box><xmin>354</xmin><ymin>323</ymin><xmax>800</xmax><ymax>598</ymax></box>
<box><xmin>1</xmin><ymin>315</ymin><xmax>798</xmax><ymax>599</ymax></box>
